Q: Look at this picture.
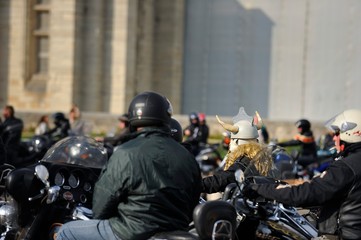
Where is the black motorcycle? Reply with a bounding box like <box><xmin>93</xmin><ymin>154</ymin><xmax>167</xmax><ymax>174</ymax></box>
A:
<box><xmin>0</xmin><ymin>136</ymin><xmax>108</xmax><ymax>240</ymax></box>
<box><xmin>271</xmin><ymin>145</ymin><xmax>298</xmax><ymax>180</ymax></box>
<box><xmin>291</xmin><ymin>148</ymin><xmax>335</xmax><ymax>180</ymax></box>
<box><xmin>222</xmin><ymin>170</ymin><xmax>318</xmax><ymax>239</ymax></box>
<box><xmin>0</xmin><ymin>136</ymin><xmax>238</xmax><ymax>240</ymax></box>
<box><xmin>195</xmin><ymin>143</ymin><xmax>223</xmax><ymax>176</ymax></box>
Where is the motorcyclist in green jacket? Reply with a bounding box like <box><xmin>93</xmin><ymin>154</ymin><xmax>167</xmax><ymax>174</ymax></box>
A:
<box><xmin>56</xmin><ymin>91</ymin><xmax>202</xmax><ymax>240</ymax></box>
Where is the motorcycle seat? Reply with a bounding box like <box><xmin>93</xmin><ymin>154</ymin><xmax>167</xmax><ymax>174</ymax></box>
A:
<box><xmin>193</xmin><ymin>200</ymin><xmax>237</xmax><ymax>240</ymax></box>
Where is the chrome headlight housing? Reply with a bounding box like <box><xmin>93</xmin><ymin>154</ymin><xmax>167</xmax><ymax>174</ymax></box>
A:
<box><xmin>0</xmin><ymin>199</ymin><xmax>17</xmax><ymax>228</ymax></box>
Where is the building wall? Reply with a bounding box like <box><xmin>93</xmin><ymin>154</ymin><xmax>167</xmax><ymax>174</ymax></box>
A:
<box><xmin>131</xmin><ymin>0</ymin><xmax>184</xmax><ymax>113</ymax></box>
<box><xmin>265</xmin><ymin>0</ymin><xmax>361</xmax><ymax>121</ymax></box>
<box><xmin>0</xmin><ymin>0</ymin><xmax>77</xmax><ymax>112</ymax></box>
<box><xmin>182</xmin><ymin>0</ymin><xmax>361</xmax><ymax>122</ymax></box>
<box><xmin>2</xmin><ymin>0</ymin><xmax>27</xmax><ymax>108</ymax></box>
<box><xmin>46</xmin><ymin>0</ymin><xmax>77</xmax><ymax>110</ymax></box>
<box><xmin>0</xmin><ymin>0</ymin><xmax>10</xmax><ymax>104</ymax></box>
<box><xmin>0</xmin><ymin>0</ymin><xmax>184</xmax><ymax>115</ymax></box>
<box><xmin>1</xmin><ymin>0</ymin><xmax>360</xmax><ymax>124</ymax></box>
<box><xmin>152</xmin><ymin>0</ymin><xmax>184</xmax><ymax>112</ymax></box>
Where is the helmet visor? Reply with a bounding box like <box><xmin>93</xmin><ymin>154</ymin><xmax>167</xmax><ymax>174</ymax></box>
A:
<box><xmin>325</xmin><ymin>112</ymin><xmax>357</xmax><ymax>134</ymax></box>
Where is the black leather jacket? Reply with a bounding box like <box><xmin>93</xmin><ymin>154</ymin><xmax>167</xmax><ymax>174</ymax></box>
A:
<box><xmin>0</xmin><ymin>117</ymin><xmax>24</xmax><ymax>164</ymax></box>
<box><xmin>278</xmin><ymin>130</ymin><xmax>317</xmax><ymax>157</ymax></box>
<box><xmin>0</xmin><ymin>138</ymin><xmax>5</xmax><ymax>164</ymax></box>
<box><xmin>254</xmin><ymin>142</ymin><xmax>361</xmax><ymax>239</ymax></box>
<box><xmin>93</xmin><ymin>127</ymin><xmax>202</xmax><ymax>239</ymax></box>
<box><xmin>202</xmin><ymin>156</ymin><xmax>259</xmax><ymax>194</ymax></box>
<box><xmin>0</xmin><ymin>117</ymin><xmax>23</xmax><ymax>147</ymax></box>
<box><xmin>337</xmin><ymin>143</ymin><xmax>361</xmax><ymax>239</ymax></box>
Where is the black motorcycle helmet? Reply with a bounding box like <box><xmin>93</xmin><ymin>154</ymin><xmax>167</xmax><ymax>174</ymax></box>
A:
<box><xmin>52</xmin><ymin>112</ymin><xmax>66</xmax><ymax>126</ymax></box>
<box><xmin>189</xmin><ymin>112</ymin><xmax>199</xmax><ymax>122</ymax></box>
<box><xmin>30</xmin><ymin>135</ymin><xmax>52</xmax><ymax>153</ymax></box>
<box><xmin>128</xmin><ymin>91</ymin><xmax>173</xmax><ymax>129</ymax></box>
<box><xmin>118</xmin><ymin>113</ymin><xmax>130</xmax><ymax>127</ymax></box>
<box><xmin>170</xmin><ymin>118</ymin><xmax>183</xmax><ymax>142</ymax></box>
<box><xmin>295</xmin><ymin>119</ymin><xmax>311</xmax><ymax>133</ymax></box>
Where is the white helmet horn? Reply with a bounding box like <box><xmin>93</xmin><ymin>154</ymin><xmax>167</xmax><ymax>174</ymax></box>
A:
<box><xmin>216</xmin><ymin>115</ymin><xmax>239</xmax><ymax>134</ymax></box>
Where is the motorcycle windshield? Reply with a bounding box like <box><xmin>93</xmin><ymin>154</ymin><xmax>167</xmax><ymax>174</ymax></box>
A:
<box><xmin>40</xmin><ymin>136</ymin><xmax>108</xmax><ymax>169</ymax></box>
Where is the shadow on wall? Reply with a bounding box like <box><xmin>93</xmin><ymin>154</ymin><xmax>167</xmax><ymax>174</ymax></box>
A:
<box><xmin>0</xmin><ymin>1</ymin><xmax>10</xmax><ymax>106</ymax></box>
<box><xmin>182</xmin><ymin>0</ymin><xmax>273</xmax><ymax>117</ymax></box>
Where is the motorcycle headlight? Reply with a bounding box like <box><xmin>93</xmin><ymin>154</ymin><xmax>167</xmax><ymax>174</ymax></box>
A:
<box><xmin>0</xmin><ymin>200</ymin><xmax>17</xmax><ymax>228</ymax></box>
<box><xmin>5</xmin><ymin>168</ymin><xmax>44</xmax><ymax>204</ymax></box>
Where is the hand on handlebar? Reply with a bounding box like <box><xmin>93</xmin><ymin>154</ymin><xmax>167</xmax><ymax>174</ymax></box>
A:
<box><xmin>241</xmin><ymin>182</ymin><xmax>259</xmax><ymax>200</ymax></box>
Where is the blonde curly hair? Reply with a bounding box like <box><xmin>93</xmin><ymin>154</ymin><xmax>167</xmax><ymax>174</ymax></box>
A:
<box><xmin>224</xmin><ymin>142</ymin><xmax>273</xmax><ymax>176</ymax></box>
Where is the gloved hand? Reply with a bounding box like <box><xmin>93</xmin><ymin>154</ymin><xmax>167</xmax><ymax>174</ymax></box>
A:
<box><xmin>242</xmin><ymin>182</ymin><xmax>260</xmax><ymax>200</ymax></box>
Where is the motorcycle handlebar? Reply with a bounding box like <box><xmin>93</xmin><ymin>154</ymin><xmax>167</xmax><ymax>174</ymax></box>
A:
<box><xmin>28</xmin><ymin>189</ymin><xmax>45</xmax><ymax>201</ymax></box>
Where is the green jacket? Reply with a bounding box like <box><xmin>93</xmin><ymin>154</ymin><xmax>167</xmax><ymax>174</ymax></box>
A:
<box><xmin>93</xmin><ymin>127</ymin><xmax>202</xmax><ymax>240</ymax></box>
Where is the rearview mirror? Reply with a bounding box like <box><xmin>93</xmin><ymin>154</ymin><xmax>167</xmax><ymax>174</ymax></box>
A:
<box><xmin>234</xmin><ymin>169</ymin><xmax>245</xmax><ymax>184</ymax></box>
<box><xmin>35</xmin><ymin>165</ymin><xmax>49</xmax><ymax>186</ymax></box>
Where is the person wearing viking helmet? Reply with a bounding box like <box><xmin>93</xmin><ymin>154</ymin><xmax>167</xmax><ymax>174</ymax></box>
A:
<box><xmin>201</xmin><ymin>107</ymin><xmax>277</xmax><ymax>194</ymax></box>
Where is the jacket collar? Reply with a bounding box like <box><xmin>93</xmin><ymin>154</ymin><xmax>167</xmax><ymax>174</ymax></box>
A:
<box><xmin>135</xmin><ymin>126</ymin><xmax>171</xmax><ymax>137</ymax></box>
<box><xmin>338</xmin><ymin>142</ymin><xmax>361</xmax><ymax>158</ymax></box>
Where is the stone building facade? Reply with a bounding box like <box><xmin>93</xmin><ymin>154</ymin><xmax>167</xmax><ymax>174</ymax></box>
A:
<box><xmin>0</xmin><ymin>0</ymin><xmax>184</xmax><ymax>114</ymax></box>
<box><xmin>2</xmin><ymin>0</ymin><xmax>361</xmax><ymax>132</ymax></box>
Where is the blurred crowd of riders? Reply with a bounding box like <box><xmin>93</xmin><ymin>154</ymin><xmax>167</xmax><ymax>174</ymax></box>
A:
<box><xmin>0</xmin><ymin>103</ymin><xmax>335</xmax><ymax>171</ymax></box>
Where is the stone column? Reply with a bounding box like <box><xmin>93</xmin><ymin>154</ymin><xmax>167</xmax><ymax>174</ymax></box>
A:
<box><xmin>46</xmin><ymin>0</ymin><xmax>77</xmax><ymax>111</ymax></box>
<box><xmin>108</xmin><ymin>0</ymin><xmax>136</xmax><ymax>114</ymax></box>
<box><xmin>79</xmin><ymin>0</ymin><xmax>104</xmax><ymax>111</ymax></box>
<box><xmin>152</xmin><ymin>0</ymin><xmax>185</xmax><ymax>113</ymax></box>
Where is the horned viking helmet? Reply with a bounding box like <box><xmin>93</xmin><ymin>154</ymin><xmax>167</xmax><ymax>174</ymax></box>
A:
<box><xmin>216</xmin><ymin>107</ymin><xmax>263</xmax><ymax>151</ymax></box>
<box><xmin>217</xmin><ymin>108</ymin><xmax>274</xmax><ymax>175</ymax></box>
